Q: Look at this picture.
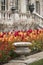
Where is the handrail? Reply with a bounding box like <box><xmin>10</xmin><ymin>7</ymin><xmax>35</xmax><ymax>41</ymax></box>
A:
<box><xmin>33</xmin><ymin>12</ymin><xmax>43</xmax><ymax>19</ymax></box>
<box><xmin>33</xmin><ymin>11</ymin><xmax>43</xmax><ymax>28</ymax></box>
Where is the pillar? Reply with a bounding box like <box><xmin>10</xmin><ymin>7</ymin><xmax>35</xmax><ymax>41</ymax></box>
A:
<box><xmin>20</xmin><ymin>0</ymin><xmax>26</xmax><ymax>13</ymax></box>
<box><xmin>0</xmin><ymin>0</ymin><xmax>1</xmax><ymax>18</ymax></box>
<box><xmin>40</xmin><ymin>0</ymin><xmax>43</xmax><ymax>16</ymax></box>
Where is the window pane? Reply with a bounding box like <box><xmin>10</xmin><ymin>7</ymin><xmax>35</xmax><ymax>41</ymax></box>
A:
<box><xmin>26</xmin><ymin>0</ymin><xmax>30</xmax><ymax>11</ymax></box>
<box><xmin>36</xmin><ymin>1</ymin><xmax>40</xmax><ymax>14</ymax></box>
<box><xmin>15</xmin><ymin>0</ymin><xmax>18</xmax><ymax>10</ymax></box>
<box><xmin>1</xmin><ymin>6</ymin><xmax>5</xmax><ymax>10</ymax></box>
<box><xmin>1</xmin><ymin>0</ymin><xmax>5</xmax><ymax>5</ymax></box>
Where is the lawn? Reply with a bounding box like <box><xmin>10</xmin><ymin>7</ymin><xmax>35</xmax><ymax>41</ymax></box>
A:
<box><xmin>29</xmin><ymin>59</ymin><xmax>43</xmax><ymax>65</ymax></box>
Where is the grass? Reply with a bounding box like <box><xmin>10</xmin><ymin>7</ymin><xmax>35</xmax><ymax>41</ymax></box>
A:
<box><xmin>29</xmin><ymin>59</ymin><xmax>43</xmax><ymax>65</ymax></box>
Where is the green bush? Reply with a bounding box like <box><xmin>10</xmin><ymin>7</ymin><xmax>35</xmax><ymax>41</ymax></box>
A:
<box><xmin>30</xmin><ymin>40</ymin><xmax>43</xmax><ymax>52</ymax></box>
<box><xmin>0</xmin><ymin>50</ymin><xmax>18</xmax><ymax>64</ymax></box>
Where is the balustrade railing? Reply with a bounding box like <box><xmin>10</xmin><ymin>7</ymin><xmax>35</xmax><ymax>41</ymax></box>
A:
<box><xmin>33</xmin><ymin>12</ymin><xmax>43</xmax><ymax>28</ymax></box>
<box><xmin>0</xmin><ymin>10</ymin><xmax>43</xmax><ymax>26</ymax></box>
<box><xmin>0</xmin><ymin>10</ymin><xmax>43</xmax><ymax>31</ymax></box>
<box><xmin>33</xmin><ymin>12</ymin><xmax>43</xmax><ymax>24</ymax></box>
<box><xmin>0</xmin><ymin>10</ymin><xmax>31</xmax><ymax>21</ymax></box>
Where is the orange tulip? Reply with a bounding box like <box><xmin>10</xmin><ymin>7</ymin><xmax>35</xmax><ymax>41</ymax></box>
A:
<box><xmin>18</xmin><ymin>31</ymin><xmax>23</xmax><ymax>36</ymax></box>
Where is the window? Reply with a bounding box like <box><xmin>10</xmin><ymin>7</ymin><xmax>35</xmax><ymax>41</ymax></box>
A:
<box><xmin>26</xmin><ymin>0</ymin><xmax>30</xmax><ymax>11</ymax></box>
<box><xmin>15</xmin><ymin>0</ymin><xmax>18</xmax><ymax>10</ymax></box>
<box><xmin>1</xmin><ymin>0</ymin><xmax>8</xmax><ymax>19</ymax></box>
<box><xmin>1</xmin><ymin>0</ymin><xmax>8</xmax><ymax>11</ymax></box>
<box><xmin>10</xmin><ymin>0</ymin><xmax>18</xmax><ymax>10</ymax></box>
<box><xmin>10</xmin><ymin>0</ymin><xmax>14</xmax><ymax>6</ymax></box>
<box><xmin>36</xmin><ymin>1</ymin><xmax>40</xmax><ymax>14</ymax></box>
<box><xmin>1</xmin><ymin>0</ymin><xmax>5</xmax><ymax>11</ymax></box>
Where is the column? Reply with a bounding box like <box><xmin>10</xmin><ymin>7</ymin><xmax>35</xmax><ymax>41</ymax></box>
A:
<box><xmin>0</xmin><ymin>0</ymin><xmax>1</xmax><ymax>18</ymax></box>
<box><xmin>42</xmin><ymin>0</ymin><xmax>43</xmax><ymax>16</ymax></box>
<box><xmin>0</xmin><ymin>0</ymin><xmax>1</xmax><ymax>10</ymax></box>
<box><xmin>40</xmin><ymin>0</ymin><xmax>43</xmax><ymax>16</ymax></box>
<box><xmin>8</xmin><ymin>0</ymin><xmax>11</xmax><ymax>10</ymax></box>
<box><xmin>38</xmin><ymin>0</ymin><xmax>43</xmax><ymax>26</ymax></box>
<box><xmin>20</xmin><ymin>0</ymin><xmax>26</xmax><ymax>13</ymax></box>
<box><xmin>18</xmin><ymin>0</ymin><xmax>21</xmax><ymax>11</ymax></box>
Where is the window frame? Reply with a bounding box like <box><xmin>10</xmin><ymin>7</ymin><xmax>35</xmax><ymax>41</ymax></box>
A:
<box><xmin>36</xmin><ymin>1</ymin><xmax>40</xmax><ymax>14</ymax></box>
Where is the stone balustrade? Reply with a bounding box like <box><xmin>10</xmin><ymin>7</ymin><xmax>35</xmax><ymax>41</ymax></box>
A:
<box><xmin>0</xmin><ymin>10</ymin><xmax>43</xmax><ymax>31</ymax></box>
<box><xmin>0</xmin><ymin>10</ymin><xmax>32</xmax><ymax>24</ymax></box>
<box><xmin>0</xmin><ymin>10</ymin><xmax>43</xmax><ymax>24</ymax></box>
<box><xmin>33</xmin><ymin>12</ymin><xmax>43</xmax><ymax>28</ymax></box>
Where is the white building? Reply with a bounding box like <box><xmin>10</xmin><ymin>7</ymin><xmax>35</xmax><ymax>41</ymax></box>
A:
<box><xmin>0</xmin><ymin>0</ymin><xmax>43</xmax><ymax>25</ymax></box>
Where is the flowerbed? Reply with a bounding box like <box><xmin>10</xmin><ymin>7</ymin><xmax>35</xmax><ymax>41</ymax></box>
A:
<box><xmin>0</xmin><ymin>29</ymin><xmax>43</xmax><ymax>64</ymax></box>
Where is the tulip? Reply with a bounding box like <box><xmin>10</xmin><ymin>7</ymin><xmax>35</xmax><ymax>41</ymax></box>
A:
<box><xmin>14</xmin><ymin>31</ymin><xmax>19</xmax><ymax>36</ymax></box>
<box><xmin>0</xmin><ymin>32</ymin><xmax>3</xmax><ymax>38</ymax></box>
<box><xmin>27</xmin><ymin>29</ymin><xmax>32</xmax><ymax>33</ymax></box>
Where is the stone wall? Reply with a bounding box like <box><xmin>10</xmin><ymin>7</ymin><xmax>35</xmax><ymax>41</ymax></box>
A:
<box><xmin>0</xmin><ymin>21</ymin><xmax>39</xmax><ymax>32</ymax></box>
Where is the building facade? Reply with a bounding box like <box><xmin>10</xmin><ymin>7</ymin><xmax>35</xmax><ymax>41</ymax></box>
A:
<box><xmin>0</xmin><ymin>0</ymin><xmax>43</xmax><ymax>31</ymax></box>
<box><xmin>0</xmin><ymin>0</ymin><xmax>43</xmax><ymax>21</ymax></box>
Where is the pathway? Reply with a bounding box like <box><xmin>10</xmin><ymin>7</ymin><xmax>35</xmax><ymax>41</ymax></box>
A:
<box><xmin>3</xmin><ymin>51</ymin><xmax>43</xmax><ymax>65</ymax></box>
